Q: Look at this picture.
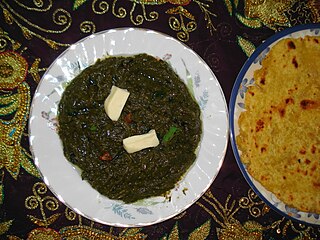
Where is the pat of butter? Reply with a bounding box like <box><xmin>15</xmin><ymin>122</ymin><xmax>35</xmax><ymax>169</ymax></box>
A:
<box><xmin>104</xmin><ymin>86</ymin><xmax>130</xmax><ymax>121</ymax></box>
<box><xmin>123</xmin><ymin>129</ymin><xmax>160</xmax><ymax>153</ymax></box>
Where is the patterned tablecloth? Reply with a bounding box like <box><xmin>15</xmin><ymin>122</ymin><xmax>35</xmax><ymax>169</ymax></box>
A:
<box><xmin>0</xmin><ymin>0</ymin><xmax>319</xmax><ymax>239</ymax></box>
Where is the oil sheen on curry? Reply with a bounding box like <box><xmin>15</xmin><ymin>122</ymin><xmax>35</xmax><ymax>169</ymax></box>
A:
<box><xmin>58</xmin><ymin>54</ymin><xmax>202</xmax><ymax>203</ymax></box>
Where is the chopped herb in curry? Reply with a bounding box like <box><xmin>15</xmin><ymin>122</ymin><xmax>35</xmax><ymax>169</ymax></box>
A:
<box><xmin>58</xmin><ymin>54</ymin><xmax>202</xmax><ymax>203</ymax></box>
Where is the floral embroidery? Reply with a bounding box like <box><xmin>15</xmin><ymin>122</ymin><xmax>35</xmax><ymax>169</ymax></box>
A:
<box><xmin>0</xmin><ymin>51</ymin><xmax>40</xmax><ymax>180</ymax></box>
<box><xmin>27</xmin><ymin>228</ymin><xmax>61</xmax><ymax>240</ymax></box>
<box><xmin>244</xmin><ymin>0</ymin><xmax>297</xmax><ymax>29</ymax></box>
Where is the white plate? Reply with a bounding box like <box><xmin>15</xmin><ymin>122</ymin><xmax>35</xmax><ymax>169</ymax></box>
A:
<box><xmin>230</xmin><ymin>24</ymin><xmax>320</xmax><ymax>225</ymax></box>
<box><xmin>29</xmin><ymin>28</ymin><xmax>229</xmax><ymax>227</ymax></box>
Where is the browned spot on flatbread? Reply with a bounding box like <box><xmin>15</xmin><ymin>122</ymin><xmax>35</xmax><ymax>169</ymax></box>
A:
<box><xmin>311</xmin><ymin>145</ymin><xmax>316</xmax><ymax>154</ymax></box>
<box><xmin>256</xmin><ymin>119</ymin><xmax>264</xmax><ymax>132</ymax></box>
<box><xmin>300</xmin><ymin>99</ymin><xmax>317</xmax><ymax>109</ymax></box>
<box><xmin>313</xmin><ymin>181</ymin><xmax>320</xmax><ymax>188</ymax></box>
<box><xmin>285</xmin><ymin>98</ymin><xmax>294</xmax><ymax>104</ymax></box>
<box><xmin>299</xmin><ymin>148</ymin><xmax>306</xmax><ymax>154</ymax></box>
<box><xmin>292</xmin><ymin>56</ymin><xmax>298</xmax><ymax>68</ymax></box>
<box><xmin>279</xmin><ymin>108</ymin><xmax>285</xmax><ymax>117</ymax></box>
<box><xmin>288</xmin><ymin>40</ymin><xmax>296</xmax><ymax>49</ymax></box>
<box><xmin>289</xmin><ymin>194</ymin><xmax>293</xmax><ymax>201</ymax></box>
<box><xmin>314</xmin><ymin>38</ymin><xmax>319</xmax><ymax>44</ymax></box>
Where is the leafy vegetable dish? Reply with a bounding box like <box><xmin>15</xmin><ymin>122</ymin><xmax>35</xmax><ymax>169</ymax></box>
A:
<box><xmin>58</xmin><ymin>53</ymin><xmax>202</xmax><ymax>203</ymax></box>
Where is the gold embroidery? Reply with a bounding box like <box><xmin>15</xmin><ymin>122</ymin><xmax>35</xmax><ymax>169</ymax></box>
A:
<box><xmin>232</xmin><ymin>0</ymin><xmax>319</xmax><ymax>57</ymax></box>
<box><xmin>233</xmin><ymin>1</ymin><xmax>319</xmax><ymax>55</ymax></box>
<box><xmin>194</xmin><ymin>0</ymin><xmax>217</xmax><ymax>35</ymax></box>
<box><xmin>234</xmin><ymin>0</ymin><xmax>239</xmax><ymax>7</ymax></box>
<box><xmin>196</xmin><ymin>189</ymin><xmax>319</xmax><ymax>239</ymax></box>
<box><xmin>29</xmin><ymin>58</ymin><xmax>44</xmax><ymax>83</ymax></box>
<box><xmin>131</xmin><ymin>4</ymin><xmax>144</xmax><ymax>25</ymax></box>
<box><xmin>0</xmin><ymin>30</ymin><xmax>22</xmax><ymax>52</ymax></box>
<box><xmin>282</xmin><ymin>220</ymin><xmax>314</xmax><ymax>237</ymax></box>
<box><xmin>244</xmin><ymin>0</ymin><xmax>298</xmax><ymax>29</ymax></box>
<box><xmin>73</xmin><ymin>0</ymin><xmax>88</xmax><ymax>10</ymax></box>
<box><xmin>52</xmin><ymin>9</ymin><xmax>72</xmax><ymax>28</ymax></box>
<box><xmin>198</xmin><ymin>191</ymin><xmax>240</xmax><ymax>226</ymax></box>
<box><xmin>92</xmin><ymin>0</ymin><xmax>109</xmax><ymax>14</ymax></box>
<box><xmin>0</xmin><ymin>219</ymin><xmax>13</xmax><ymax>235</ymax></box>
<box><xmin>7</xmin><ymin>236</ymin><xmax>23</xmax><ymax>240</ymax></box>
<box><xmin>130</xmin><ymin>3</ymin><xmax>158</xmax><ymax>25</ymax></box>
<box><xmin>173</xmin><ymin>210</ymin><xmax>187</xmax><ymax>219</ymax></box>
<box><xmin>86</xmin><ymin>0</ymin><xmax>218</xmax><ymax>41</ymax></box>
<box><xmin>308</xmin><ymin>0</ymin><xmax>320</xmax><ymax>22</ymax></box>
<box><xmin>167</xmin><ymin>222</ymin><xmax>179</xmax><ymax>240</ymax></box>
<box><xmin>22</xmin><ymin>26</ymin><xmax>33</xmax><ymax>40</ymax></box>
<box><xmin>59</xmin><ymin>225</ymin><xmax>146</xmax><ymax>239</ymax></box>
<box><xmin>131</xmin><ymin>0</ymin><xmax>168</xmax><ymax>5</ymax></box>
<box><xmin>239</xmin><ymin>189</ymin><xmax>270</xmax><ymax>217</ymax></box>
<box><xmin>2</xmin><ymin>1</ymin><xmax>71</xmax><ymax>33</ymax></box>
<box><xmin>34</xmin><ymin>0</ymin><xmax>46</xmax><ymax>8</ymax></box>
<box><xmin>166</xmin><ymin>0</ymin><xmax>216</xmax><ymax>41</ymax></box>
<box><xmin>161</xmin><ymin>220</ymin><xmax>211</xmax><ymax>240</ymax></box>
<box><xmin>112</xmin><ymin>0</ymin><xmax>127</xmax><ymax>18</ymax></box>
<box><xmin>1</xmin><ymin>0</ymin><xmax>214</xmax><ymax>46</ymax></box>
<box><xmin>235</xmin><ymin>12</ymin><xmax>263</xmax><ymax>28</ymax></box>
<box><xmin>27</xmin><ymin>228</ymin><xmax>61</xmax><ymax>240</ymax></box>
<box><xmin>167</xmin><ymin>6</ymin><xmax>196</xmax><ymax>42</ymax></box>
<box><xmin>167</xmin><ymin>5</ymin><xmax>195</xmax><ymax>20</ymax></box>
<box><xmin>80</xmin><ymin>21</ymin><xmax>96</xmax><ymax>34</ymax></box>
<box><xmin>0</xmin><ymin>51</ymin><xmax>27</xmax><ymax>88</ymax></box>
<box><xmin>12</xmin><ymin>0</ymin><xmax>53</xmax><ymax>11</ymax></box>
<box><xmin>43</xmin><ymin>39</ymin><xmax>60</xmax><ymax>50</ymax></box>
<box><xmin>25</xmin><ymin>182</ymin><xmax>60</xmax><ymax>227</ymax></box>
<box><xmin>0</xmin><ymin>49</ymin><xmax>39</xmax><ymax>179</ymax></box>
<box><xmin>198</xmin><ymin>192</ymin><xmax>266</xmax><ymax>239</ymax></box>
<box><xmin>224</xmin><ymin>0</ymin><xmax>233</xmax><ymax>16</ymax></box>
<box><xmin>171</xmin><ymin>0</ymin><xmax>192</xmax><ymax>4</ymax></box>
<box><xmin>20</xmin><ymin>147</ymin><xmax>40</xmax><ymax>178</ymax></box>
<box><xmin>65</xmin><ymin>208</ymin><xmax>77</xmax><ymax>221</ymax></box>
<box><xmin>108</xmin><ymin>0</ymin><xmax>159</xmax><ymax>25</ymax></box>
<box><xmin>120</xmin><ymin>228</ymin><xmax>144</xmax><ymax>237</ymax></box>
<box><xmin>188</xmin><ymin>220</ymin><xmax>211</xmax><ymax>240</ymax></box>
<box><xmin>217</xmin><ymin>219</ymin><xmax>263</xmax><ymax>240</ymax></box>
<box><xmin>3</xmin><ymin>8</ymin><xmax>13</xmax><ymax>25</ymax></box>
<box><xmin>287</xmin><ymin>1</ymin><xmax>316</xmax><ymax>25</ymax></box>
<box><xmin>0</xmin><ymin>2</ymin><xmax>70</xmax><ymax>49</ymax></box>
<box><xmin>0</xmin><ymin>50</ymin><xmax>40</xmax><ymax>179</ymax></box>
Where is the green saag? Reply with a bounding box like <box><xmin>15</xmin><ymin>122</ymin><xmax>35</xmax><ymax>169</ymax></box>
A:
<box><xmin>58</xmin><ymin>54</ymin><xmax>202</xmax><ymax>203</ymax></box>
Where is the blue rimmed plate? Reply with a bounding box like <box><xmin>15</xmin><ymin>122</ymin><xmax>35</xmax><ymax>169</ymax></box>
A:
<box><xmin>230</xmin><ymin>23</ymin><xmax>320</xmax><ymax>225</ymax></box>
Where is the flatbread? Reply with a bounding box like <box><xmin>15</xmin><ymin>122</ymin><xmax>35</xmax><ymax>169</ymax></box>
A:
<box><xmin>237</xmin><ymin>36</ymin><xmax>320</xmax><ymax>214</ymax></box>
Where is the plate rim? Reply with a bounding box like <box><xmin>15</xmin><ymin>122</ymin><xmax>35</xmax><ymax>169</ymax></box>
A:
<box><xmin>229</xmin><ymin>23</ymin><xmax>320</xmax><ymax>226</ymax></box>
<box><xmin>29</xmin><ymin>27</ymin><xmax>229</xmax><ymax>227</ymax></box>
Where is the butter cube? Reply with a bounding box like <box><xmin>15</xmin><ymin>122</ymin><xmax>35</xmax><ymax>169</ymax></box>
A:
<box><xmin>123</xmin><ymin>129</ymin><xmax>160</xmax><ymax>153</ymax></box>
<box><xmin>104</xmin><ymin>86</ymin><xmax>130</xmax><ymax>121</ymax></box>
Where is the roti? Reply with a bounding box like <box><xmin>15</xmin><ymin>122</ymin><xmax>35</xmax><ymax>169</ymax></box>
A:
<box><xmin>237</xmin><ymin>36</ymin><xmax>320</xmax><ymax>214</ymax></box>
